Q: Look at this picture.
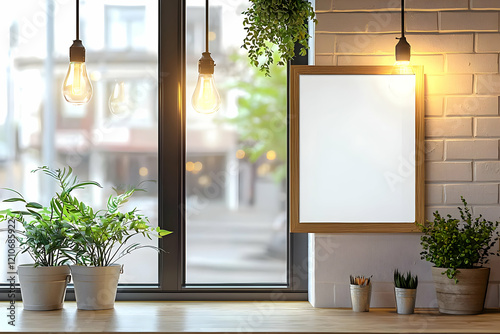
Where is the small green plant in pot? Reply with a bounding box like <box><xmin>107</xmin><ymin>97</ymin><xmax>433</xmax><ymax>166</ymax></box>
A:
<box><xmin>0</xmin><ymin>167</ymin><xmax>101</xmax><ymax>310</ymax></box>
<box><xmin>393</xmin><ymin>270</ymin><xmax>418</xmax><ymax>314</ymax></box>
<box><xmin>418</xmin><ymin>197</ymin><xmax>499</xmax><ymax>315</ymax></box>
<box><xmin>36</xmin><ymin>166</ymin><xmax>172</xmax><ymax>310</ymax></box>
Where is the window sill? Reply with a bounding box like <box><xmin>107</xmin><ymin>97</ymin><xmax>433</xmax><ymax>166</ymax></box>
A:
<box><xmin>2</xmin><ymin>301</ymin><xmax>500</xmax><ymax>333</ymax></box>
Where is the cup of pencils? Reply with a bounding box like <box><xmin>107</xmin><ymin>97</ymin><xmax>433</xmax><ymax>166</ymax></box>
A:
<box><xmin>350</xmin><ymin>275</ymin><xmax>372</xmax><ymax>312</ymax></box>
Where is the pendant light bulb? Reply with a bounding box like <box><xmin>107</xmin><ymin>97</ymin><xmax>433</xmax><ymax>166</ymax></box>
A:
<box><xmin>62</xmin><ymin>58</ymin><xmax>93</xmax><ymax>104</ymax></box>
<box><xmin>109</xmin><ymin>81</ymin><xmax>131</xmax><ymax>115</ymax></box>
<box><xmin>192</xmin><ymin>53</ymin><xmax>221</xmax><ymax>114</ymax></box>
<box><xmin>393</xmin><ymin>0</ymin><xmax>412</xmax><ymax>74</ymax></box>
<box><xmin>63</xmin><ymin>0</ymin><xmax>92</xmax><ymax>105</ymax></box>
<box><xmin>192</xmin><ymin>0</ymin><xmax>221</xmax><ymax>114</ymax></box>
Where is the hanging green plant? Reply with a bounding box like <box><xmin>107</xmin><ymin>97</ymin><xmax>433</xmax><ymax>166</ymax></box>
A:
<box><xmin>242</xmin><ymin>0</ymin><xmax>317</xmax><ymax>77</ymax></box>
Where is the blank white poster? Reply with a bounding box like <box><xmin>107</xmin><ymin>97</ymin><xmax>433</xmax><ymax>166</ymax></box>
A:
<box><xmin>299</xmin><ymin>74</ymin><xmax>415</xmax><ymax>223</ymax></box>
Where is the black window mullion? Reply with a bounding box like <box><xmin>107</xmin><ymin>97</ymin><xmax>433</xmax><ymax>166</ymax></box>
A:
<box><xmin>158</xmin><ymin>0</ymin><xmax>185</xmax><ymax>291</ymax></box>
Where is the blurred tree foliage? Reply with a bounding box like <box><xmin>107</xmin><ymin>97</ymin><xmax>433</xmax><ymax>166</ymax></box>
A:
<box><xmin>224</xmin><ymin>51</ymin><xmax>287</xmax><ymax>183</ymax></box>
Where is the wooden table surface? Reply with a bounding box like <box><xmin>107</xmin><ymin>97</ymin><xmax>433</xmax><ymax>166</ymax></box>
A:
<box><xmin>1</xmin><ymin>301</ymin><xmax>500</xmax><ymax>333</ymax></box>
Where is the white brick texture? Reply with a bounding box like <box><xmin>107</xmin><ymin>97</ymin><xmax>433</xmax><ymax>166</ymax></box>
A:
<box><xmin>426</xmin><ymin>118</ymin><xmax>472</xmax><ymax>137</ymax></box>
<box><xmin>425</xmin><ymin>96</ymin><xmax>444</xmax><ymax>116</ymax></box>
<box><xmin>312</xmin><ymin>3</ymin><xmax>500</xmax><ymax>309</ymax></box>
<box><xmin>471</xmin><ymin>0</ymin><xmax>500</xmax><ymax>10</ymax></box>
<box><xmin>476</xmin><ymin>118</ymin><xmax>500</xmax><ymax>137</ymax></box>
<box><xmin>476</xmin><ymin>33</ymin><xmax>500</xmax><ymax>53</ymax></box>
<box><xmin>439</xmin><ymin>12</ymin><xmax>499</xmax><ymax>32</ymax></box>
<box><xmin>316</xmin><ymin>12</ymin><xmax>399</xmax><ymax>33</ymax></box>
<box><xmin>447</xmin><ymin>54</ymin><xmax>499</xmax><ymax>73</ymax></box>
<box><xmin>445</xmin><ymin>140</ymin><xmax>498</xmax><ymax>160</ymax></box>
<box><xmin>475</xmin><ymin>162</ymin><xmax>500</xmax><ymax>181</ymax></box>
<box><xmin>444</xmin><ymin>184</ymin><xmax>498</xmax><ymax>204</ymax></box>
<box><xmin>446</xmin><ymin>96</ymin><xmax>498</xmax><ymax>116</ymax></box>
<box><xmin>426</xmin><ymin>75</ymin><xmax>473</xmax><ymax>95</ymax></box>
<box><xmin>425</xmin><ymin>140</ymin><xmax>444</xmax><ymax>161</ymax></box>
<box><xmin>427</xmin><ymin>184</ymin><xmax>444</xmax><ymax>204</ymax></box>
<box><xmin>426</xmin><ymin>162</ymin><xmax>472</xmax><ymax>181</ymax></box>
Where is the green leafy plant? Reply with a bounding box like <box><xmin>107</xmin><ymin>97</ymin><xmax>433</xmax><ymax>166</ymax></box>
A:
<box><xmin>32</xmin><ymin>167</ymin><xmax>172</xmax><ymax>267</ymax></box>
<box><xmin>394</xmin><ymin>270</ymin><xmax>418</xmax><ymax>289</ymax></box>
<box><xmin>224</xmin><ymin>52</ymin><xmax>287</xmax><ymax>183</ymax></box>
<box><xmin>242</xmin><ymin>0</ymin><xmax>317</xmax><ymax>77</ymax></box>
<box><xmin>418</xmin><ymin>197</ymin><xmax>499</xmax><ymax>283</ymax></box>
<box><xmin>0</xmin><ymin>166</ymin><xmax>101</xmax><ymax>266</ymax></box>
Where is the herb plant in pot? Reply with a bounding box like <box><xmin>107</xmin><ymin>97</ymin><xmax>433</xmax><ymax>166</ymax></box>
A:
<box><xmin>419</xmin><ymin>197</ymin><xmax>499</xmax><ymax>315</ymax></box>
<box><xmin>393</xmin><ymin>270</ymin><xmax>418</xmax><ymax>314</ymax></box>
<box><xmin>44</xmin><ymin>167</ymin><xmax>172</xmax><ymax>310</ymax></box>
<box><xmin>0</xmin><ymin>167</ymin><xmax>100</xmax><ymax>310</ymax></box>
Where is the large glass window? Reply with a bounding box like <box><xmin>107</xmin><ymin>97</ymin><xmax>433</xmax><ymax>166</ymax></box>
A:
<box><xmin>185</xmin><ymin>0</ymin><xmax>288</xmax><ymax>285</ymax></box>
<box><xmin>0</xmin><ymin>0</ymin><xmax>306</xmax><ymax>293</ymax></box>
<box><xmin>0</xmin><ymin>0</ymin><xmax>158</xmax><ymax>284</ymax></box>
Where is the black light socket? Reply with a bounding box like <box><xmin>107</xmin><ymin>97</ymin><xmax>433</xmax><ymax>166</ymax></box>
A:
<box><xmin>197</xmin><ymin>52</ymin><xmax>216</xmax><ymax>74</ymax></box>
<box><xmin>395</xmin><ymin>36</ymin><xmax>411</xmax><ymax>62</ymax></box>
<box><xmin>69</xmin><ymin>39</ymin><xmax>86</xmax><ymax>62</ymax></box>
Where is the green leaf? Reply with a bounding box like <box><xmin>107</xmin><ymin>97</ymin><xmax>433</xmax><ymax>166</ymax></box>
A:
<box><xmin>26</xmin><ymin>202</ymin><xmax>43</xmax><ymax>209</ymax></box>
<box><xmin>3</xmin><ymin>198</ymin><xmax>26</xmax><ymax>203</ymax></box>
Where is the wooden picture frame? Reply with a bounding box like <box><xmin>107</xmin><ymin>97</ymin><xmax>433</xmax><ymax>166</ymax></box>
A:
<box><xmin>290</xmin><ymin>66</ymin><xmax>424</xmax><ymax>233</ymax></box>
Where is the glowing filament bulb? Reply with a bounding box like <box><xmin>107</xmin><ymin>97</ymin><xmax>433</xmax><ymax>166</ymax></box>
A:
<box><xmin>62</xmin><ymin>61</ymin><xmax>93</xmax><ymax>105</ymax></box>
<box><xmin>192</xmin><ymin>73</ymin><xmax>221</xmax><ymax>114</ymax></box>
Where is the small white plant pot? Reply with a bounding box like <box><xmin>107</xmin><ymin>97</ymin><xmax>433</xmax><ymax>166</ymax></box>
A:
<box><xmin>394</xmin><ymin>287</ymin><xmax>417</xmax><ymax>314</ymax></box>
<box><xmin>350</xmin><ymin>284</ymin><xmax>372</xmax><ymax>312</ymax></box>
<box><xmin>70</xmin><ymin>264</ymin><xmax>123</xmax><ymax>310</ymax></box>
<box><xmin>18</xmin><ymin>264</ymin><xmax>71</xmax><ymax>311</ymax></box>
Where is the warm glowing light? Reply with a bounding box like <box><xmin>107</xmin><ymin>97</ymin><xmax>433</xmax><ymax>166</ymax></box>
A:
<box><xmin>193</xmin><ymin>162</ymin><xmax>203</xmax><ymax>173</ymax></box>
<box><xmin>191</xmin><ymin>74</ymin><xmax>221</xmax><ymax>114</ymax></box>
<box><xmin>198</xmin><ymin>175</ymin><xmax>212</xmax><ymax>186</ymax></box>
<box><xmin>62</xmin><ymin>61</ymin><xmax>93</xmax><ymax>105</ymax></box>
<box><xmin>392</xmin><ymin>61</ymin><xmax>413</xmax><ymax>74</ymax></box>
<box><xmin>266</xmin><ymin>150</ymin><xmax>277</xmax><ymax>161</ymax></box>
<box><xmin>236</xmin><ymin>149</ymin><xmax>246</xmax><ymax>159</ymax></box>
<box><xmin>208</xmin><ymin>31</ymin><xmax>216</xmax><ymax>41</ymax></box>
<box><xmin>139</xmin><ymin>167</ymin><xmax>148</xmax><ymax>176</ymax></box>
<box><xmin>109</xmin><ymin>81</ymin><xmax>131</xmax><ymax>115</ymax></box>
<box><xmin>257</xmin><ymin>163</ymin><xmax>271</xmax><ymax>176</ymax></box>
<box><xmin>186</xmin><ymin>161</ymin><xmax>195</xmax><ymax>172</ymax></box>
<box><xmin>90</xmin><ymin>71</ymin><xmax>102</xmax><ymax>81</ymax></box>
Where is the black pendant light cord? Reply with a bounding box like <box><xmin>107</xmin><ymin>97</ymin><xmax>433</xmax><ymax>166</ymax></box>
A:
<box><xmin>76</xmin><ymin>0</ymin><xmax>80</xmax><ymax>40</ymax></box>
<box><xmin>205</xmin><ymin>0</ymin><xmax>209</xmax><ymax>53</ymax></box>
<box><xmin>401</xmin><ymin>0</ymin><xmax>405</xmax><ymax>38</ymax></box>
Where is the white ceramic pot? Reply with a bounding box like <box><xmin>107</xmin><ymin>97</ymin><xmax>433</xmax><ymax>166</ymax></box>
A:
<box><xmin>394</xmin><ymin>287</ymin><xmax>416</xmax><ymax>314</ymax></box>
<box><xmin>432</xmin><ymin>267</ymin><xmax>489</xmax><ymax>315</ymax></box>
<box><xmin>70</xmin><ymin>264</ymin><xmax>123</xmax><ymax>310</ymax></box>
<box><xmin>18</xmin><ymin>264</ymin><xmax>71</xmax><ymax>311</ymax></box>
<box><xmin>350</xmin><ymin>284</ymin><xmax>372</xmax><ymax>312</ymax></box>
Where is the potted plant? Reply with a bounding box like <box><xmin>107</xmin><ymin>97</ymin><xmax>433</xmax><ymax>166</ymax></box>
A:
<box><xmin>393</xmin><ymin>270</ymin><xmax>418</xmax><ymax>314</ymax></box>
<box><xmin>349</xmin><ymin>275</ymin><xmax>372</xmax><ymax>312</ymax></box>
<box><xmin>419</xmin><ymin>197</ymin><xmax>499</xmax><ymax>315</ymax></box>
<box><xmin>242</xmin><ymin>0</ymin><xmax>317</xmax><ymax>77</ymax></box>
<box><xmin>37</xmin><ymin>167</ymin><xmax>172</xmax><ymax>310</ymax></box>
<box><xmin>0</xmin><ymin>166</ymin><xmax>101</xmax><ymax>310</ymax></box>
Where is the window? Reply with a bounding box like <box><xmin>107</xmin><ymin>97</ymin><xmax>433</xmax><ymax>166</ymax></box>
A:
<box><xmin>0</xmin><ymin>0</ymin><xmax>158</xmax><ymax>284</ymax></box>
<box><xmin>0</xmin><ymin>0</ymin><xmax>307</xmax><ymax>296</ymax></box>
<box><xmin>185</xmin><ymin>0</ymin><xmax>288</xmax><ymax>285</ymax></box>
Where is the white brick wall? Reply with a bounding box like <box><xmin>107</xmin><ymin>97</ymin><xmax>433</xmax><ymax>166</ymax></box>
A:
<box><xmin>311</xmin><ymin>0</ymin><xmax>500</xmax><ymax>309</ymax></box>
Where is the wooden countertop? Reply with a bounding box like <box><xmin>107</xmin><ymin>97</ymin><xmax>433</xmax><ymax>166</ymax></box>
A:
<box><xmin>2</xmin><ymin>301</ymin><xmax>500</xmax><ymax>333</ymax></box>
